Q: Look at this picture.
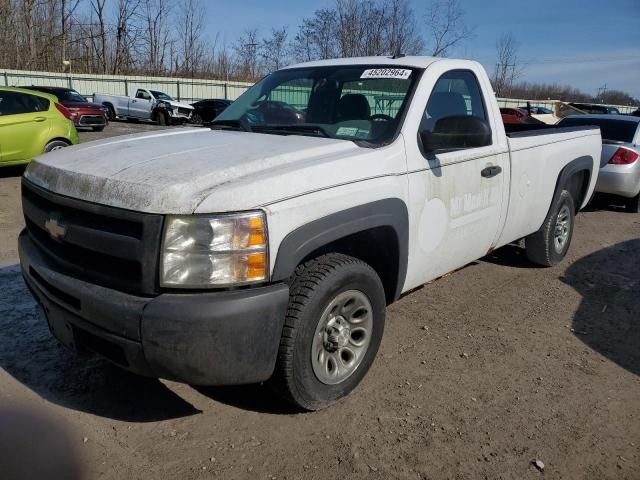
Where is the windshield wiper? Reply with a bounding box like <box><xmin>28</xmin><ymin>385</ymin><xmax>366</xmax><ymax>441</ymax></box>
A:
<box><xmin>210</xmin><ymin>119</ymin><xmax>252</xmax><ymax>132</ymax></box>
<box><xmin>251</xmin><ymin>124</ymin><xmax>330</xmax><ymax>138</ymax></box>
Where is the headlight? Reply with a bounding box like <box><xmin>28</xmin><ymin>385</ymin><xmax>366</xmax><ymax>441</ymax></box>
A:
<box><xmin>160</xmin><ymin>212</ymin><xmax>268</xmax><ymax>288</ymax></box>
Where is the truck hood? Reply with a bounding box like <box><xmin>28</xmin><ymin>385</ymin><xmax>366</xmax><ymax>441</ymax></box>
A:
<box><xmin>166</xmin><ymin>100</ymin><xmax>194</xmax><ymax>110</ymax></box>
<box><xmin>25</xmin><ymin>128</ymin><xmax>400</xmax><ymax>214</ymax></box>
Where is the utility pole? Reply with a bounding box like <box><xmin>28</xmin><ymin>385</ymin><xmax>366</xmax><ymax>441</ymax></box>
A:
<box><xmin>597</xmin><ymin>84</ymin><xmax>607</xmax><ymax>102</ymax></box>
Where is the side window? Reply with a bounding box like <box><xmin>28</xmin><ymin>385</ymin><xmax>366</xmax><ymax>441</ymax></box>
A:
<box><xmin>28</xmin><ymin>95</ymin><xmax>50</xmax><ymax>112</ymax></box>
<box><xmin>421</xmin><ymin>70</ymin><xmax>487</xmax><ymax>133</ymax></box>
<box><xmin>135</xmin><ymin>89</ymin><xmax>150</xmax><ymax>100</ymax></box>
<box><xmin>0</xmin><ymin>92</ymin><xmax>49</xmax><ymax>116</ymax></box>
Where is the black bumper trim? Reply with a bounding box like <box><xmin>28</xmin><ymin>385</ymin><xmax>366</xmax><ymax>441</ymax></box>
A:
<box><xmin>19</xmin><ymin>231</ymin><xmax>290</xmax><ymax>385</ymax></box>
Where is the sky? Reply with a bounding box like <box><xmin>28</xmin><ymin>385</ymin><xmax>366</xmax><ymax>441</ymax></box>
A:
<box><xmin>201</xmin><ymin>0</ymin><xmax>640</xmax><ymax>99</ymax></box>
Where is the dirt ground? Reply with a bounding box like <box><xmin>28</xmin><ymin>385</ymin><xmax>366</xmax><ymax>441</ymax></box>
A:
<box><xmin>0</xmin><ymin>122</ymin><xmax>638</xmax><ymax>479</ymax></box>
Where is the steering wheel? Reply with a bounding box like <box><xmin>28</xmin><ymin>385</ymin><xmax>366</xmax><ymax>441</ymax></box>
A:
<box><xmin>370</xmin><ymin>113</ymin><xmax>394</xmax><ymax>122</ymax></box>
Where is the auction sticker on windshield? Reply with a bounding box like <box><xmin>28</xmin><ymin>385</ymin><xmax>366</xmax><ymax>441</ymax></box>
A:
<box><xmin>361</xmin><ymin>68</ymin><xmax>412</xmax><ymax>79</ymax></box>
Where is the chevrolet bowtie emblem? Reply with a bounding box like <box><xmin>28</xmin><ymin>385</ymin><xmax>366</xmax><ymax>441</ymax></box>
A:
<box><xmin>44</xmin><ymin>218</ymin><xmax>66</xmax><ymax>240</ymax></box>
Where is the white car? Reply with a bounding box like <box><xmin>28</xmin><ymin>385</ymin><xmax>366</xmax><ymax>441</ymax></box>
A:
<box><xmin>20</xmin><ymin>56</ymin><xmax>601</xmax><ymax>410</ymax></box>
<box><xmin>93</xmin><ymin>88</ymin><xmax>193</xmax><ymax>125</ymax></box>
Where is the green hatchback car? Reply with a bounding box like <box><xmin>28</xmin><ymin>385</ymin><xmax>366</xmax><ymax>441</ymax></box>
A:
<box><xmin>0</xmin><ymin>87</ymin><xmax>79</xmax><ymax>167</ymax></box>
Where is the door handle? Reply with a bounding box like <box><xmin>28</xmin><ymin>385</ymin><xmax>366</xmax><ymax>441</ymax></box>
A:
<box><xmin>132</xmin><ymin>99</ymin><xmax>137</xmax><ymax>103</ymax></box>
<box><xmin>481</xmin><ymin>165</ymin><xmax>502</xmax><ymax>178</ymax></box>
<box><xmin>33</xmin><ymin>116</ymin><xmax>46</xmax><ymax>122</ymax></box>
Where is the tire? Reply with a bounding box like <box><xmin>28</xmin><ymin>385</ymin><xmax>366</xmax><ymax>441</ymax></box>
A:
<box><xmin>92</xmin><ymin>126</ymin><xmax>105</xmax><ymax>132</ymax></box>
<box><xmin>625</xmin><ymin>193</ymin><xmax>640</xmax><ymax>213</ymax></box>
<box><xmin>270</xmin><ymin>253</ymin><xmax>386</xmax><ymax>411</ymax></box>
<box><xmin>105</xmin><ymin>105</ymin><xmax>116</xmax><ymax>121</ymax></box>
<box><xmin>157</xmin><ymin>111</ymin><xmax>168</xmax><ymax>126</ymax></box>
<box><xmin>191</xmin><ymin>113</ymin><xmax>203</xmax><ymax>124</ymax></box>
<box><xmin>43</xmin><ymin>140</ymin><xmax>69</xmax><ymax>153</ymax></box>
<box><xmin>525</xmin><ymin>189</ymin><xmax>575</xmax><ymax>266</ymax></box>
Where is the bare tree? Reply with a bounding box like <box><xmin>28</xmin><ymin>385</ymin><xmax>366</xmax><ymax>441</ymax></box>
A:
<box><xmin>22</xmin><ymin>0</ymin><xmax>37</xmax><ymax>67</ymax></box>
<box><xmin>292</xmin><ymin>8</ymin><xmax>338</xmax><ymax>62</ymax></box>
<box><xmin>88</xmin><ymin>0</ymin><xmax>108</xmax><ymax>73</ymax></box>
<box><xmin>385</xmin><ymin>0</ymin><xmax>423</xmax><ymax>55</ymax></box>
<box><xmin>425</xmin><ymin>0</ymin><xmax>474</xmax><ymax>57</ymax></box>
<box><xmin>140</xmin><ymin>0</ymin><xmax>174</xmax><ymax>73</ymax></box>
<box><xmin>261</xmin><ymin>27</ymin><xmax>290</xmax><ymax>73</ymax></box>
<box><xmin>176</xmin><ymin>0</ymin><xmax>206</xmax><ymax>75</ymax></box>
<box><xmin>60</xmin><ymin>0</ymin><xmax>81</xmax><ymax>67</ymax></box>
<box><xmin>234</xmin><ymin>28</ymin><xmax>260</xmax><ymax>80</ymax></box>
<box><xmin>492</xmin><ymin>32</ymin><xmax>523</xmax><ymax>97</ymax></box>
<box><xmin>112</xmin><ymin>0</ymin><xmax>139</xmax><ymax>74</ymax></box>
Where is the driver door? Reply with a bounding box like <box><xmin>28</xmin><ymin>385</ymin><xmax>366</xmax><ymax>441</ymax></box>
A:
<box><xmin>406</xmin><ymin>69</ymin><xmax>508</xmax><ymax>286</ymax></box>
<box><xmin>130</xmin><ymin>89</ymin><xmax>153</xmax><ymax>118</ymax></box>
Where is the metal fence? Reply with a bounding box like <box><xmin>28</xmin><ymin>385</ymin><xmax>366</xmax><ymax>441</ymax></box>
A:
<box><xmin>2</xmin><ymin>68</ymin><xmax>637</xmax><ymax>114</ymax></box>
<box><xmin>1</xmin><ymin>69</ymin><xmax>252</xmax><ymax>102</ymax></box>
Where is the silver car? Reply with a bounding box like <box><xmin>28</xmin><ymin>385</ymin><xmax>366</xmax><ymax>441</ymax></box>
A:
<box><xmin>558</xmin><ymin>114</ymin><xmax>640</xmax><ymax>212</ymax></box>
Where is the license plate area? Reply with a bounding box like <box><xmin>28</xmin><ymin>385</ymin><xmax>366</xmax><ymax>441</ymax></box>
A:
<box><xmin>39</xmin><ymin>301</ymin><xmax>77</xmax><ymax>353</ymax></box>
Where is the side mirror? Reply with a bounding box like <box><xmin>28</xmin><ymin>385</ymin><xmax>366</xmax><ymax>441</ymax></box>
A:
<box><xmin>420</xmin><ymin>115</ymin><xmax>492</xmax><ymax>153</ymax></box>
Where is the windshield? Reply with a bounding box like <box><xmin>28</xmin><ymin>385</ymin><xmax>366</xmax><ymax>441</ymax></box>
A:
<box><xmin>150</xmin><ymin>90</ymin><xmax>173</xmax><ymax>101</ymax></box>
<box><xmin>558</xmin><ymin>117</ymin><xmax>638</xmax><ymax>143</ymax></box>
<box><xmin>59</xmin><ymin>90</ymin><xmax>87</xmax><ymax>103</ymax></box>
<box><xmin>215</xmin><ymin>65</ymin><xmax>420</xmax><ymax>146</ymax></box>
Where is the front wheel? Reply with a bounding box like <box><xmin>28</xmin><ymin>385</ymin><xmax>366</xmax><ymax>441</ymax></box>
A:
<box><xmin>270</xmin><ymin>254</ymin><xmax>386</xmax><ymax>411</ymax></box>
<box><xmin>525</xmin><ymin>189</ymin><xmax>575</xmax><ymax>266</ymax></box>
<box><xmin>157</xmin><ymin>111</ymin><xmax>168</xmax><ymax>126</ymax></box>
<box><xmin>43</xmin><ymin>140</ymin><xmax>69</xmax><ymax>153</ymax></box>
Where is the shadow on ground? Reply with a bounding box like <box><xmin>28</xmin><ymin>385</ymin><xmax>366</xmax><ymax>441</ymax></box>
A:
<box><xmin>0</xmin><ymin>265</ymin><xmax>200</xmax><ymax>421</ymax></box>
<box><xmin>561</xmin><ymin>239</ymin><xmax>640</xmax><ymax>375</ymax></box>
<box><xmin>194</xmin><ymin>384</ymin><xmax>299</xmax><ymax>415</ymax></box>
<box><xmin>481</xmin><ymin>243</ymin><xmax>534</xmax><ymax>269</ymax></box>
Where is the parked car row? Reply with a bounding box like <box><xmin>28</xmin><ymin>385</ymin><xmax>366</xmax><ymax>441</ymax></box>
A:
<box><xmin>0</xmin><ymin>87</ymin><xmax>79</xmax><ymax>167</ymax></box>
<box><xmin>22</xmin><ymin>86</ymin><xmax>108</xmax><ymax>131</ymax></box>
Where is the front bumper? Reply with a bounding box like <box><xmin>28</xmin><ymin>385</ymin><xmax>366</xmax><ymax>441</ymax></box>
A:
<box><xmin>19</xmin><ymin>230</ymin><xmax>289</xmax><ymax>385</ymax></box>
<box><xmin>76</xmin><ymin>114</ymin><xmax>107</xmax><ymax>127</ymax></box>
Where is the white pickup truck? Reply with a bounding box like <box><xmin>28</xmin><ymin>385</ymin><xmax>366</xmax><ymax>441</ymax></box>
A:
<box><xmin>20</xmin><ymin>56</ymin><xmax>601</xmax><ymax>410</ymax></box>
<box><xmin>93</xmin><ymin>88</ymin><xmax>194</xmax><ymax>125</ymax></box>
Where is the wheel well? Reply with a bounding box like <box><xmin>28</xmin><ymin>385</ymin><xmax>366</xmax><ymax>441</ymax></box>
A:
<box><xmin>47</xmin><ymin>138</ymin><xmax>71</xmax><ymax>146</ymax></box>
<box><xmin>565</xmin><ymin>169</ymin><xmax>590</xmax><ymax>212</ymax></box>
<box><xmin>297</xmin><ymin>227</ymin><xmax>400</xmax><ymax>305</ymax></box>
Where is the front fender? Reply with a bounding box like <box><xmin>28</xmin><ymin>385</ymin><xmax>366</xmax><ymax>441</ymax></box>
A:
<box><xmin>271</xmin><ymin>198</ymin><xmax>409</xmax><ymax>301</ymax></box>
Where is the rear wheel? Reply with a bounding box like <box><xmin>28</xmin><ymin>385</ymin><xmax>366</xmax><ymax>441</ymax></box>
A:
<box><xmin>191</xmin><ymin>113</ymin><xmax>203</xmax><ymax>124</ymax></box>
<box><xmin>625</xmin><ymin>193</ymin><xmax>640</xmax><ymax>213</ymax></box>
<box><xmin>270</xmin><ymin>253</ymin><xmax>386</xmax><ymax>411</ymax></box>
<box><xmin>525</xmin><ymin>189</ymin><xmax>575</xmax><ymax>266</ymax></box>
<box><xmin>43</xmin><ymin>140</ymin><xmax>69</xmax><ymax>153</ymax></box>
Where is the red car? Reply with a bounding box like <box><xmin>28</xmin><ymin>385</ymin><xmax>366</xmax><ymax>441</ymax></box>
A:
<box><xmin>22</xmin><ymin>86</ymin><xmax>108</xmax><ymax>131</ymax></box>
<box><xmin>500</xmin><ymin>107</ymin><xmax>530</xmax><ymax>124</ymax></box>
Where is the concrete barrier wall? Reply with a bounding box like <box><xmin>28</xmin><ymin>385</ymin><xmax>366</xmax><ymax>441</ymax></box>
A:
<box><xmin>2</xmin><ymin>68</ymin><xmax>637</xmax><ymax>113</ymax></box>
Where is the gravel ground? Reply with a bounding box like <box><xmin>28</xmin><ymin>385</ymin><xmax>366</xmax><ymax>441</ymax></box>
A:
<box><xmin>0</xmin><ymin>122</ymin><xmax>638</xmax><ymax>479</ymax></box>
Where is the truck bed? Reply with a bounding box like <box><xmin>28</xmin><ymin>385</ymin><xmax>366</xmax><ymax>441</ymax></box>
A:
<box><xmin>504</xmin><ymin>123</ymin><xmax>600</xmax><ymax>137</ymax></box>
